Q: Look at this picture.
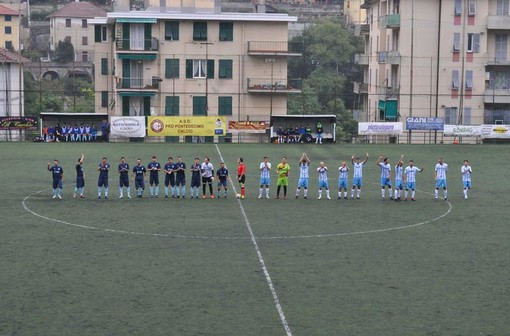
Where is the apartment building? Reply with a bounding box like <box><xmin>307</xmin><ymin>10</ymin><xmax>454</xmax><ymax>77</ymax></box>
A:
<box><xmin>0</xmin><ymin>4</ymin><xmax>20</xmax><ymax>51</ymax></box>
<box><xmin>345</xmin><ymin>0</ymin><xmax>367</xmax><ymax>25</ymax></box>
<box><xmin>354</xmin><ymin>0</ymin><xmax>510</xmax><ymax>143</ymax></box>
<box><xmin>48</xmin><ymin>0</ymin><xmax>107</xmax><ymax>62</ymax></box>
<box><xmin>90</xmin><ymin>0</ymin><xmax>300</xmax><ymax>142</ymax></box>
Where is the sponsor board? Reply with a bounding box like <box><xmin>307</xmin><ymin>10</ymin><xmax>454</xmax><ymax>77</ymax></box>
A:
<box><xmin>406</xmin><ymin>117</ymin><xmax>444</xmax><ymax>131</ymax></box>
<box><xmin>147</xmin><ymin>116</ymin><xmax>226</xmax><ymax>137</ymax></box>
<box><xmin>0</xmin><ymin>116</ymin><xmax>39</xmax><ymax>130</ymax></box>
<box><xmin>228</xmin><ymin>121</ymin><xmax>268</xmax><ymax>133</ymax></box>
<box><xmin>358</xmin><ymin>122</ymin><xmax>403</xmax><ymax>135</ymax></box>
<box><xmin>481</xmin><ymin>124</ymin><xmax>510</xmax><ymax>139</ymax></box>
<box><xmin>110</xmin><ymin>117</ymin><xmax>146</xmax><ymax>138</ymax></box>
<box><xmin>443</xmin><ymin>125</ymin><xmax>481</xmax><ymax>137</ymax></box>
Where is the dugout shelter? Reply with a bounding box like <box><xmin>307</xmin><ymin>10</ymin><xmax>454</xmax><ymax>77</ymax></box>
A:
<box><xmin>270</xmin><ymin>114</ymin><xmax>337</xmax><ymax>143</ymax></box>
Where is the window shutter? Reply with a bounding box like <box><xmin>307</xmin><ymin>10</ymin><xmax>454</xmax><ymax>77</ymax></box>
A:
<box><xmin>165</xmin><ymin>96</ymin><xmax>180</xmax><ymax>116</ymax></box>
<box><xmin>95</xmin><ymin>25</ymin><xmax>101</xmax><ymax>42</ymax></box>
<box><xmin>122</xmin><ymin>59</ymin><xmax>130</xmax><ymax>88</ymax></box>
<box><xmin>207</xmin><ymin>59</ymin><xmax>214</xmax><ymax>79</ymax></box>
<box><xmin>101</xmin><ymin>91</ymin><xmax>108</xmax><ymax>108</ymax></box>
<box><xmin>101</xmin><ymin>58</ymin><xmax>108</xmax><ymax>75</ymax></box>
<box><xmin>144</xmin><ymin>24</ymin><xmax>152</xmax><ymax>50</ymax></box>
<box><xmin>453</xmin><ymin>33</ymin><xmax>460</xmax><ymax>51</ymax></box>
<box><xmin>465</xmin><ymin>70</ymin><xmax>473</xmax><ymax>89</ymax></box>
<box><xmin>185</xmin><ymin>59</ymin><xmax>193</xmax><ymax>78</ymax></box>
<box><xmin>452</xmin><ymin>70</ymin><xmax>459</xmax><ymax>89</ymax></box>
<box><xmin>122</xmin><ymin>23</ymin><xmax>130</xmax><ymax>50</ymax></box>
<box><xmin>473</xmin><ymin>34</ymin><xmax>480</xmax><ymax>53</ymax></box>
<box><xmin>122</xmin><ymin>96</ymin><xmax>130</xmax><ymax>116</ymax></box>
<box><xmin>143</xmin><ymin>97</ymin><xmax>151</xmax><ymax>116</ymax></box>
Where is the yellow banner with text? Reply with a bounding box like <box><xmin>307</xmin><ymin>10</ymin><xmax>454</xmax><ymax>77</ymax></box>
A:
<box><xmin>147</xmin><ymin>116</ymin><xmax>227</xmax><ymax>137</ymax></box>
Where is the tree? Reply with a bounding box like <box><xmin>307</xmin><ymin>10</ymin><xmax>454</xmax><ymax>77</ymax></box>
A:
<box><xmin>54</xmin><ymin>40</ymin><xmax>75</xmax><ymax>63</ymax></box>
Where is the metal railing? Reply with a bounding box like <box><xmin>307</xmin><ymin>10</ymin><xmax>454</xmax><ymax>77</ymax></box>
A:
<box><xmin>247</xmin><ymin>41</ymin><xmax>303</xmax><ymax>55</ymax></box>
<box><xmin>116</xmin><ymin>38</ymin><xmax>159</xmax><ymax>51</ymax></box>
<box><xmin>247</xmin><ymin>78</ymin><xmax>302</xmax><ymax>91</ymax></box>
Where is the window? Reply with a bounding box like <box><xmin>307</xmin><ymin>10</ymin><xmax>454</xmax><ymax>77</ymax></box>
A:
<box><xmin>66</xmin><ymin>19</ymin><xmax>71</xmax><ymax>27</ymax></box>
<box><xmin>467</xmin><ymin>33</ymin><xmax>480</xmax><ymax>53</ymax></box>
<box><xmin>82</xmin><ymin>19</ymin><xmax>88</xmax><ymax>28</ymax></box>
<box><xmin>193</xmin><ymin>96</ymin><xmax>207</xmax><ymax>115</ymax></box>
<box><xmin>5</xmin><ymin>26</ymin><xmax>11</xmax><ymax>34</ymax></box>
<box><xmin>444</xmin><ymin>107</ymin><xmax>458</xmax><ymax>124</ymax></box>
<box><xmin>452</xmin><ymin>70</ymin><xmax>460</xmax><ymax>89</ymax></box>
<box><xmin>165</xmin><ymin>59</ymin><xmax>179</xmax><ymax>78</ymax></box>
<box><xmin>468</xmin><ymin>0</ymin><xmax>476</xmax><ymax>15</ymax></box>
<box><xmin>101</xmin><ymin>26</ymin><xmax>107</xmax><ymax>42</ymax></box>
<box><xmin>101</xmin><ymin>58</ymin><xmax>108</xmax><ymax>75</ymax></box>
<box><xmin>5</xmin><ymin>41</ymin><xmax>13</xmax><ymax>50</ymax></box>
<box><xmin>465</xmin><ymin>70</ymin><xmax>473</xmax><ymax>89</ymax></box>
<box><xmin>219</xmin><ymin>22</ymin><xmax>233</xmax><ymax>41</ymax></box>
<box><xmin>82</xmin><ymin>36</ymin><xmax>88</xmax><ymax>46</ymax></box>
<box><xmin>101</xmin><ymin>91</ymin><xmax>108</xmax><ymax>108</ymax></box>
<box><xmin>495</xmin><ymin>34</ymin><xmax>508</xmax><ymax>62</ymax></box>
<box><xmin>5</xmin><ymin>15</ymin><xmax>11</xmax><ymax>22</ymax></box>
<box><xmin>218</xmin><ymin>97</ymin><xmax>232</xmax><ymax>116</ymax></box>
<box><xmin>165</xmin><ymin>21</ymin><xmax>179</xmax><ymax>41</ymax></box>
<box><xmin>95</xmin><ymin>25</ymin><xmax>108</xmax><ymax>42</ymax></box>
<box><xmin>193</xmin><ymin>22</ymin><xmax>207</xmax><ymax>41</ymax></box>
<box><xmin>497</xmin><ymin>0</ymin><xmax>510</xmax><ymax>15</ymax></box>
<box><xmin>453</xmin><ymin>33</ymin><xmax>460</xmax><ymax>52</ymax></box>
<box><xmin>82</xmin><ymin>51</ymin><xmax>88</xmax><ymax>62</ymax></box>
<box><xmin>454</xmin><ymin>0</ymin><xmax>462</xmax><ymax>15</ymax></box>
<box><xmin>218</xmin><ymin>59</ymin><xmax>233</xmax><ymax>79</ymax></box>
<box><xmin>463</xmin><ymin>107</ymin><xmax>472</xmax><ymax>125</ymax></box>
<box><xmin>186</xmin><ymin>59</ymin><xmax>214</xmax><ymax>79</ymax></box>
<box><xmin>165</xmin><ymin>96</ymin><xmax>180</xmax><ymax>116</ymax></box>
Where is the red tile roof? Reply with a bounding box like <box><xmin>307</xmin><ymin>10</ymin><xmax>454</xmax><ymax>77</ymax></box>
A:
<box><xmin>0</xmin><ymin>4</ymin><xmax>20</xmax><ymax>16</ymax></box>
<box><xmin>47</xmin><ymin>1</ymin><xmax>107</xmax><ymax>19</ymax></box>
<box><xmin>0</xmin><ymin>48</ymin><xmax>29</xmax><ymax>64</ymax></box>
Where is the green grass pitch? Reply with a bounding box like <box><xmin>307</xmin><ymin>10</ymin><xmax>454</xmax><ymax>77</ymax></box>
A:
<box><xmin>0</xmin><ymin>142</ymin><xmax>508</xmax><ymax>335</ymax></box>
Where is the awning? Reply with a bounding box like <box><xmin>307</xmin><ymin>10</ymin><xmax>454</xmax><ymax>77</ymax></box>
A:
<box><xmin>118</xmin><ymin>53</ymin><xmax>157</xmax><ymax>60</ymax></box>
<box><xmin>118</xmin><ymin>91</ymin><xmax>156</xmax><ymax>97</ymax></box>
<box><xmin>116</xmin><ymin>18</ymin><xmax>157</xmax><ymax>23</ymax></box>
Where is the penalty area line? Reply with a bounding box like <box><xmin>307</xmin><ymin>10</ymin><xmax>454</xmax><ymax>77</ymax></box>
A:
<box><xmin>215</xmin><ymin>144</ymin><xmax>293</xmax><ymax>336</ymax></box>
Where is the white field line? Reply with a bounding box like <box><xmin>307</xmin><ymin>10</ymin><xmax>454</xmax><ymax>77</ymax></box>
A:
<box><xmin>215</xmin><ymin>144</ymin><xmax>292</xmax><ymax>336</ymax></box>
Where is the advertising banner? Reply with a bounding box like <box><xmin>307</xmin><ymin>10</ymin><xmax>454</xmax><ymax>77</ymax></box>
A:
<box><xmin>0</xmin><ymin>116</ymin><xmax>39</xmax><ymax>130</ymax></box>
<box><xmin>406</xmin><ymin>117</ymin><xmax>444</xmax><ymax>131</ymax></box>
<box><xmin>148</xmin><ymin>116</ymin><xmax>227</xmax><ymax>137</ymax></box>
<box><xmin>443</xmin><ymin>125</ymin><xmax>481</xmax><ymax>137</ymax></box>
<box><xmin>228</xmin><ymin>121</ymin><xmax>268</xmax><ymax>133</ymax></box>
<box><xmin>110</xmin><ymin>117</ymin><xmax>146</xmax><ymax>138</ymax></box>
<box><xmin>481</xmin><ymin>124</ymin><xmax>510</xmax><ymax>139</ymax></box>
<box><xmin>358</xmin><ymin>122</ymin><xmax>403</xmax><ymax>135</ymax></box>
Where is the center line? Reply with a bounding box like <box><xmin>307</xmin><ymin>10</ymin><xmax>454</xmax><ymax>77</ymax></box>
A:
<box><xmin>215</xmin><ymin>144</ymin><xmax>292</xmax><ymax>336</ymax></box>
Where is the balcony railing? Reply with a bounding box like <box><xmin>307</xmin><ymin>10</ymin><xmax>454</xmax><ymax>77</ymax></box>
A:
<box><xmin>354</xmin><ymin>24</ymin><xmax>370</xmax><ymax>36</ymax></box>
<box><xmin>247</xmin><ymin>78</ymin><xmax>302</xmax><ymax>93</ymax></box>
<box><xmin>377</xmin><ymin>86</ymin><xmax>400</xmax><ymax>98</ymax></box>
<box><xmin>484</xmin><ymin>89</ymin><xmax>510</xmax><ymax>104</ymax></box>
<box><xmin>379</xmin><ymin>14</ymin><xmax>400</xmax><ymax>29</ymax></box>
<box><xmin>377</xmin><ymin>51</ymin><xmax>401</xmax><ymax>64</ymax></box>
<box><xmin>487</xmin><ymin>15</ymin><xmax>510</xmax><ymax>30</ymax></box>
<box><xmin>353</xmin><ymin>82</ymin><xmax>368</xmax><ymax>94</ymax></box>
<box><xmin>247</xmin><ymin>41</ymin><xmax>303</xmax><ymax>56</ymax></box>
<box><xmin>354</xmin><ymin>53</ymin><xmax>369</xmax><ymax>65</ymax></box>
<box><xmin>116</xmin><ymin>38</ymin><xmax>159</xmax><ymax>51</ymax></box>
<box><xmin>118</xmin><ymin>77</ymin><xmax>159</xmax><ymax>90</ymax></box>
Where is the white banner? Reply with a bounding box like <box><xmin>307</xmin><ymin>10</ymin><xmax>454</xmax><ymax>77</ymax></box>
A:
<box><xmin>443</xmin><ymin>125</ymin><xmax>481</xmax><ymax>137</ymax></box>
<box><xmin>358</xmin><ymin>122</ymin><xmax>403</xmax><ymax>135</ymax></box>
<box><xmin>110</xmin><ymin>116</ymin><xmax>146</xmax><ymax>138</ymax></box>
<box><xmin>481</xmin><ymin>124</ymin><xmax>510</xmax><ymax>139</ymax></box>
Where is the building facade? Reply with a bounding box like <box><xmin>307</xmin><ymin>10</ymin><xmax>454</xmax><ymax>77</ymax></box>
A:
<box><xmin>0</xmin><ymin>48</ymin><xmax>26</xmax><ymax>140</ymax></box>
<box><xmin>90</xmin><ymin>0</ymin><xmax>300</xmax><ymax>142</ymax></box>
<box><xmin>0</xmin><ymin>4</ymin><xmax>20</xmax><ymax>51</ymax></box>
<box><xmin>48</xmin><ymin>1</ymin><xmax>107</xmax><ymax>62</ymax></box>
<box><xmin>355</xmin><ymin>0</ymin><xmax>509</xmax><ymax>143</ymax></box>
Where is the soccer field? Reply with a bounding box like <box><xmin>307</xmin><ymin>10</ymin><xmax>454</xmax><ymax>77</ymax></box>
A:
<box><xmin>0</xmin><ymin>142</ymin><xmax>508</xmax><ymax>336</ymax></box>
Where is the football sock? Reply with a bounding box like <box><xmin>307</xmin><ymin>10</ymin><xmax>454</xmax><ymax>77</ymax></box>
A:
<box><xmin>351</xmin><ymin>189</ymin><xmax>355</xmax><ymax>198</ymax></box>
<box><xmin>119</xmin><ymin>187</ymin><xmax>123</xmax><ymax>196</ymax></box>
<box><xmin>434</xmin><ymin>189</ymin><xmax>439</xmax><ymax>198</ymax></box>
<box><xmin>276</xmin><ymin>186</ymin><xmax>281</xmax><ymax>196</ymax></box>
<box><xmin>381</xmin><ymin>189</ymin><xmax>385</xmax><ymax>198</ymax></box>
<box><xmin>97</xmin><ymin>187</ymin><xmax>101</xmax><ymax>196</ymax></box>
<box><xmin>241</xmin><ymin>187</ymin><xmax>245</xmax><ymax>196</ymax></box>
<box><xmin>266</xmin><ymin>188</ymin><xmax>269</xmax><ymax>197</ymax></box>
<box><xmin>326</xmin><ymin>190</ymin><xmax>330</xmax><ymax>198</ymax></box>
<box><xmin>412</xmin><ymin>190</ymin><xmax>416</xmax><ymax>198</ymax></box>
<box><xmin>405</xmin><ymin>190</ymin><xmax>408</xmax><ymax>199</ymax></box>
<box><xmin>80</xmin><ymin>187</ymin><xmax>84</xmax><ymax>195</ymax></box>
<box><xmin>463</xmin><ymin>189</ymin><xmax>468</xmax><ymax>197</ymax></box>
<box><xmin>259</xmin><ymin>188</ymin><xmax>263</xmax><ymax>197</ymax></box>
<box><xmin>181</xmin><ymin>186</ymin><xmax>185</xmax><ymax>196</ymax></box>
<box><xmin>357</xmin><ymin>189</ymin><xmax>361</xmax><ymax>197</ymax></box>
<box><xmin>105</xmin><ymin>188</ymin><xmax>108</xmax><ymax>197</ymax></box>
<box><xmin>202</xmin><ymin>184</ymin><xmax>206</xmax><ymax>195</ymax></box>
<box><xmin>208</xmin><ymin>184</ymin><xmax>213</xmax><ymax>195</ymax></box>
<box><xmin>304</xmin><ymin>189</ymin><xmax>308</xmax><ymax>197</ymax></box>
<box><xmin>165</xmin><ymin>186</ymin><xmax>168</xmax><ymax>196</ymax></box>
<box><xmin>127</xmin><ymin>187</ymin><xmax>131</xmax><ymax>196</ymax></box>
<box><xmin>318</xmin><ymin>190</ymin><xmax>322</xmax><ymax>198</ymax></box>
<box><xmin>149</xmin><ymin>187</ymin><xmax>153</xmax><ymax>195</ymax></box>
<box><xmin>444</xmin><ymin>190</ymin><xmax>448</xmax><ymax>199</ymax></box>
<box><xmin>295</xmin><ymin>188</ymin><xmax>300</xmax><ymax>196</ymax></box>
<box><xmin>338</xmin><ymin>191</ymin><xmax>341</xmax><ymax>197</ymax></box>
<box><xmin>283</xmin><ymin>186</ymin><xmax>287</xmax><ymax>196</ymax></box>
<box><xmin>394</xmin><ymin>189</ymin><xmax>398</xmax><ymax>199</ymax></box>
<box><xmin>53</xmin><ymin>189</ymin><xmax>57</xmax><ymax>197</ymax></box>
<box><xmin>343</xmin><ymin>192</ymin><xmax>348</xmax><ymax>198</ymax></box>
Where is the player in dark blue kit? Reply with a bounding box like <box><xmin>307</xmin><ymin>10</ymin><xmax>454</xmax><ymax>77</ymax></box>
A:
<box><xmin>216</xmin><ymin>162</ymin><xmax>229</xmax><ymax>198</ymax></box>
<box><xmin>174</xmin><ymin>156</ymin><xmax>186</xmax><ymax>198</ymax></box>
<box><xmin>147</xmin><ymin>155</ymin><xmax>161</xmax><ymax>198</ymax></box>
<box><xmin>118</xmin><ymin>157</ymin><xmax>131</xmax><ymax>199</ymax></box>
<box><xmin>73</xmin><ymin>154</ymin><xmax>85</xmax><ymax>199</ymax></box>
<box><xmin>164</xmin><ymin>157</ymin><xmax>175</xmax><ymax>198</ymax></box>
<box><xmin>47</xmin><ymin>159</ymin><xmax>64</xmax><ymax>199</ymax></box>
<box><xmin>97</xmin><ymin>157</ymin><xmax>110</xmax><ymax>199</ymax></box>
<box><xmin>132</xmin><ymin>159</ymin><xmax>147</xmax><ymax>198</ymax></box>
<box><xmin>190</xmin><ymin>157</ymin><xmax>201</xmax><ymax>199</ymax></box>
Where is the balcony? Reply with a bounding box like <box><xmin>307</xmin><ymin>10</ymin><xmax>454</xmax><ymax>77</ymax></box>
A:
<box><xmin>487</xmin><ymin>15</ymin><xmax>510</xmax><ymax>30</ymax></box>
<box><xmin>484</xmin><ymin>89</ymin><xmax>510</xmax><ymax>104</ymax></box>
<box><xmin>360</xmin><ymin>0</ymin><xmax>372</xmax><ymax>9</ymax></box>
<box><xmin>377</xmin><ymin>86</ymin><xmax>400</xmax><ymax>98</ymax></box>
<box><xmin>354</xmin><ymin>53</ymin><xmax>369</xmax><ymax>65</ymax></box>
<box><xmin>353</xmin><ymin>82</ymin><xmax>368</xmax><ymax>94</ymax></box>
<box><xmin>117</xmin><ymin>76</ymin><xmax>159</xmax><ymax>95</ymax></box>
<box><xmin>354</xmin><ymin>24</ymin><xmax>370</xmax><ymax>36</ymax></box>
<box><xmin>377</xmin><ymin>51</ymin><xmax>401</xmax><ymax>64</ymax></box>
<box><xmin>379</xmin><ymin>14</ymin><xmax>400</xmax><ymax>29</ymax></box>
<box><xmin>116</xmin><ymin>38</ymin><xmax>159</xmax><ymax>53</ymax></box>
<box><xmin>247</xmin><ymin>41</ymin><xmax>302</xmax><ymax>57</ymax></box>
<box><xmin>247</xmin><ymin>78</ymin><xmax>302</xmax><ymax>93</ymax></box>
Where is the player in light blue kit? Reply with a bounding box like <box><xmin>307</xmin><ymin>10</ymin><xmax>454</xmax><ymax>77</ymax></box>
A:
<box><xmin>317</xmin><ymin>161</ymin><xmax>331</xmax><ymax>199</ymax></box>
<box><xmin>258</xmin><ymin>156</ymin><xmax>271</xmax><ymax>199</ymax></box>
<box><xmin>461</xmin><ymin>160</ymin><xmax>472</xmax><ymax>199</ymax></box>
<box><xmin>434</xmin><ymin>158</ymin><xmax>448</xmax><ymax>201</ymax></box>
<box><xmin>337</xmin><ymin>161</ymin><xmax>350</xmax><ymax>199</ymax></box>
<box><xmin>376</xmin><ymin>154</ymin><xmax>393</xmax><ymax>200</ymax></box>
<box><xmin>295</xmin><ymin>153</ymin><xmax>310</xmax><ymax>199</ymax></box>
<box><xmin>351</xmin><ymin>153</ymin><xmax>369</xmax><ymax>199</ymax></box>
<box><xmin>404</xmin><ymin>160</ymin><xmax>423</xmax><ymax>201</ymax></box>
<box><xmin>393</xmin><ymin>155</ymin><xmax>404</xmax><ymax>201</ymax></box>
